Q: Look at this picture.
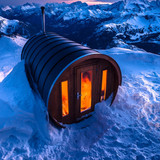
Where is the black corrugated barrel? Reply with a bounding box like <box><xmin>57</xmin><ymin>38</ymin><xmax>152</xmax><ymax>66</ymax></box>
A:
<box><xmin>21</xmin><ymin>32</ymin><xmax>103</xmax><ymax>105</ymax></box>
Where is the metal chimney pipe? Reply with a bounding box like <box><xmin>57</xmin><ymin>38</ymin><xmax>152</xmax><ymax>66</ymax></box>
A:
<box><xmin>41</xmin><ymin>6</ymin><xmax>45</xmax><ymax>33</ymax></box>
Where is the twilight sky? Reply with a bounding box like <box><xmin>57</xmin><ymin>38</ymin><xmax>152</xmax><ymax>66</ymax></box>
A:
<box><xmin>0</xmin><ymin>0</ymin><xmax>119</xmax><ymax>6</ymax></box>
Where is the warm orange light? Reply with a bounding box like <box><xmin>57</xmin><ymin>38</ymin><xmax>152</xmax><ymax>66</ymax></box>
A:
<box><xmin>61</xmin><ymin>81</ymin><xmax>69</xmax><ymax>116</ymax></box>
<box><xmin>81</xmin><ymin>71</ymin><xmax>92</xmax><ymax>112</ymax></box>
<box><xmin>101</xmin><ymin>70</ymin><xmax>107</xmax><ymax>101</ymax></box>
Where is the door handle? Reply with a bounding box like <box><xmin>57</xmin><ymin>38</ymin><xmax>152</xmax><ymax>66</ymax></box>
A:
<box><xmin>77</xmin><ymin>92</ymin><xmax>81</xmax><ymax>100</ymax></box>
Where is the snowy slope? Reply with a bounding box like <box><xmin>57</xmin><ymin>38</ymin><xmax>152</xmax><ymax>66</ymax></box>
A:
<box><xmin>0</xmin><ymin>16</ymin><xmax>19</xmax><ymax>35</ymax></box>
<box><xmin>21</xmin><ymin>3</ymin><xmax>36</xmax><ymax>11</ymax></box>
<box><xmin>1</xmin><ymin>6</ymin><xmax>12</xmax><ymax>12</ymax></box>
<box><xmin>99</xmin><ymin>14</ymin><xmax>160</xmax><ymax>41</ymax></box>
<box><xmin>0</xmin><ymin>16</ymin><xmax>30</xmax><ymax>37</ymax></box>
<box><xmin>0</xmin><ymin>35</ymin><xmax>26</xmax><ymax>82</ymax></box>
<box><xmin>97</xmin><ymin>0</ymin><xmax>160</xmax><ymax>42</ymax></box>
<box><xmin>0</xmin><ymin>36</ymin><xmax>160</xmax><ymax>159</ymax></box>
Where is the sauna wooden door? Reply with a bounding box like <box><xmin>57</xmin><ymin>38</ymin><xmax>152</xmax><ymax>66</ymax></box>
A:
<box><xmin>75</xmin><ymin>65</ymin><xmax>97</xmax><ymax>118</ymax></box>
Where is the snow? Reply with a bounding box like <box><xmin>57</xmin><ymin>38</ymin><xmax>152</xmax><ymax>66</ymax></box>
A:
<box><xmin>0</xmin><ymin>16</ymin><xmax>19</xmax><ymax>35</ymax></box>
<box><xmin>0</xmin><ymin>36</ymin><xmax>27</xmax><ymax>82</ymax></box>
<box><xmin>1</xmin><ymin>6</ymin><xmax>11</xmax><ymax>12</ymax></box>
<box><xmin>0</xmin><ymin>1</ymin><xmax>159</xmax><ymax>47</ymax></box>
<box><xmin>0</xmin><ymin>36</ymin><xmax>160</xmax><ymax>159</ymax></box>
<box><xmin>21</xmin><ymin>4</ymin><xmax>36</xmax><ymax>11</ymax></box>
<box><xmin>99</xmin><ymin>12</ymin><xmax>160</xmax><ymax>42</ymax></box>
<box><xmin>0</xmin><ymin>61</ymin><xmax>49</xmax><ymax>139</ymax></box>
<box><xmin>60</xmin><ymin>5</ymin><xmax>111</xmax><ymax>21</ymax></box>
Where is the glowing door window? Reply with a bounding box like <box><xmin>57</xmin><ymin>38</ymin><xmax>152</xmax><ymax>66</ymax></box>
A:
<box><xmin>81</xmin><ymin>70</ymin><xmax>92</xmax><ymax>112</ymax></box>
<box><xmin>101</xmin><ymin>70</ymin><xmax>108</xmax><ymax>101</ymax></box>
<box><xmin>61</xmin><ymin>81</ymin><xmax>69</xmax><ymax>116</ymax></box>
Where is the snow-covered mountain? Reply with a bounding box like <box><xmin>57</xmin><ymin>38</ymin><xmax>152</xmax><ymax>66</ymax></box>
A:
<box><xmin>0</xmin><ymin>16</ymin><xmax>19</xmax><ymax>35</ymax></box>
<box><xmin>93</xmin><ymin>0</ymin><xmax>160</xmax><ymax>51</ymax></box>
<box><xmin>1</xmin><ymin>6</ymin><xmax>12</xmax><ymax>12</ymax></box>
<box><xmin>0</xmin><ymin>0</ymin><xmax>159</xmax><ymax>53</ymax></box>
<box><xmin>0</xmin><ymin>16</ymin><xmax>30</xmax><ymax>36</ymax></box>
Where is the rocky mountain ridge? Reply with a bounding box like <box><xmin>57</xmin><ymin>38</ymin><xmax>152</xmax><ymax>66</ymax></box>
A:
<box><xmin>0</xmin><ymin>0</ymin><xmax>159</xmax><ymax>53</ymax></box>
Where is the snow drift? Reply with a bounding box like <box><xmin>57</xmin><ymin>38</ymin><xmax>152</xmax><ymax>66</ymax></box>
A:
<box><xmin>0</xmin><ymin>35</ymin><xmax>159</xmax><ymax>159</ymax></box>
<box><xmin>0</xmin><ymin>35</ymin><xmax>26</xmax><ymax>82</ymax></box>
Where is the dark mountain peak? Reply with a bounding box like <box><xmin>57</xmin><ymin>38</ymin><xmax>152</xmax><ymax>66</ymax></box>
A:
<box><xmin>70</xmin><ymin>1</ymin><xmax>88</xmax><ymax>7</ymax></box>
<box><xmin>20</xmin><ymin>2</ymin><xmax>37</xmax><ymax>11</ymax></box>
<box><xmin>107</xmin><ymin>1</ymin><xmax>125</xmax><ymax>12</ymax></box>
<box><xmin>156</xmin><ymin>0</ymin><xmax>160</xmax><ymax>6</ymax></box>
<box><xmin>22</xmin><ymin>3</ymin><xmax>33</xmax><ymax>7</ymax></box>
<box><xmin>124</xmin><ymin>0</ymin><xmax>149</xmax><ymax>5</ymax></box>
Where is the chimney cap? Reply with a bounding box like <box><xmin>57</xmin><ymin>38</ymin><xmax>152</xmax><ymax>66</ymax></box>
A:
<box><xmin>41</xmin><ymin>6</ymin><xmax>45</xmax><ymax>9</ymax></box>
<box><xmin>41</xmin><ymin>6</ymin><xmax>45</xmax><ymax>33</ymax></box>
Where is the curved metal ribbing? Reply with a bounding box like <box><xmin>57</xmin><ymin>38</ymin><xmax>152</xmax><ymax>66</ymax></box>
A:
<box><xmin>24</xmin><ymin>34</ymin><xmax>62</xmax><ymax>61</ymax></box>
<box><xmin>22</xmin><ymin>32</ymin><xmax>122</xmax><ymax>105</ymax></box>
<box><xmin>29</xmin><ymin>37</ymin><xmax>67</xmax><ymax>66</ymax></box>
<box><xmin>38</xmin><ymin>46</ymin><xmax>90</xmax><ymax>86</ymax></box>
<box><xmin>26</xmin><ymin>36</ymin><xmax>65</xmax><ymax>63</ymax></box>
<box><xmin>22</xmin><ymin>33</ymin><xmax>54</xmax><ymax>59</ymax></box>
<box><xmin>33</xmin><ymin>42</ymin><xmax>81</xmax><ymax>78</ymax></box>
<box><xmin>31</xmin><ymin>39</ymin><xmax>79</xmax><ymax>74</ymax></box>
<box><xmin>36</xmin><ymin>44</ymin><xmax>88</xmax><ymax>84</ymax></box>
<box><xmin>43</xmin><ymin>50</ymin><xmax>97</xmax><ymax>102</ymax></box>
<box><xmin>22</xmin><ymin>32</ymin><xmax>60</xmax><ymax>60</ymax></box>
<box><xmin>39</xmin><ymin>47</ymin><xmax>92</xmax><ymax>95</ymax></box>
<box><xmin>21</xmin><ymin>34</ymin><xmax>37</xmax><ymax>59</ymax></box>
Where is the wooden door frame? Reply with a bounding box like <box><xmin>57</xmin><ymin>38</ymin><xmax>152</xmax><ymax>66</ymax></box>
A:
<box><xmin>74</xmin><ymin>64</ymin><xmax>97</xmax><ymax>119</ymax></box>
<box><xmin>99</xmin><ymin>64</ymin><xmax>111</xmax><ymax>101</ymax></box>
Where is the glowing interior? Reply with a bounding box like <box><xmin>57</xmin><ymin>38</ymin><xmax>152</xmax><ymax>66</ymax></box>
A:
<box><xmin>101</xmin><ymin>70</ymin><xmax>108</xmax><ymax>101</ymax></box>
<box><xmin>61</xmin><ymin>81</ymin><xmax>69</xmax><ymax>116</ymax></box>
<box><xmin>80</xmin><ymin>70</ymin><xmax>92</xmax><ymax>112</ymax></box>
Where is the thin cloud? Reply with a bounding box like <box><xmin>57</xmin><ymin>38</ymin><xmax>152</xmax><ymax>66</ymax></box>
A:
<box><xmin>0</xmin><ymin>0</ymin><xmax>152</xmax><ymax>6</ymax></box>
<box><xmin>95</xmin><ymin>0</ymin><xmax>118</xmax><ymax>2</ymax></box>
<box><xmin>0</xmin><ymin>0</ymin><xmax>117</xmax><ymax>6</ymax></box>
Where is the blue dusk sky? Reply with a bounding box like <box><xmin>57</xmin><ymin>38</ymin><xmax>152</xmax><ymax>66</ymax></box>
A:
<box><xmin>0</xmin><ymin>0</ymin><xmax>120</xmax><ymax>6</ymax></box>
